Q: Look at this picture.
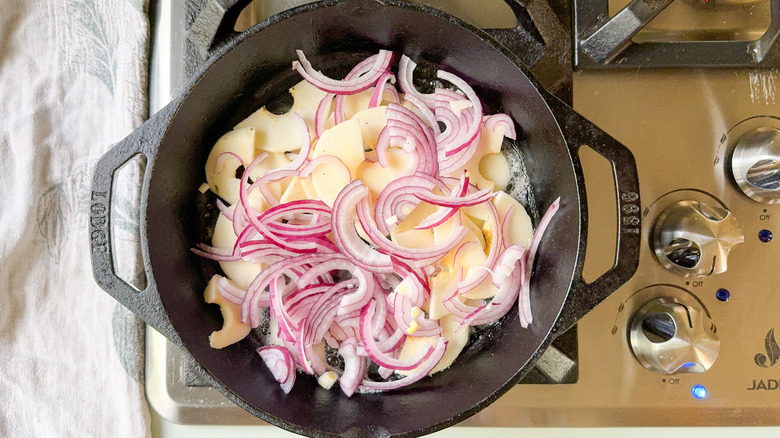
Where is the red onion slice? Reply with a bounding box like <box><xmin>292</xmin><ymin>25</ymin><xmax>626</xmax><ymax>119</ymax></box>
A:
<box><xmin>315</xmin><ymin>93</ymin><xmax>335</xmax><ymax>138</ymax></box>
<box><xmin>216</xmin><ymin>277</ymin><xmax>247</xmax><ymax>306</ymax></box>
<box><xmin>292</xmin><ymin>49</ymin><xmax>394</xmax><ymax>95</ymax></box>
<box><xmin>397</xmin><ymin>55</ymin><xmax>436</xmax><ymax>108</ymax></box>
<box><xmin>369</xmin><ymin>72</ymin><xmax>396</xmax><ymax>108</ymax></box>
<box><xmin>257</xmin><ymin>346</ymin><xmax>296</xmax><ymax>394</ymax></box>
<box><xmin>359</xmin><ymin>301</ymin><xmax>435</xmax><ymax>371</ymax></box>
<box><xmin>357</xmin><ymin>195</ymin><xmax>467</xmax><ymax>263</ymax></box>
<box><xmin>484</xmin><ymin>113</ymin><xmax>517</xmax><ymax>140</ymax></box>
<box><xmin>359</xmin><ymin>337</ymin><xmax>447</xmax><ymax>391</ymax></box>
<box><xmin>338</xmin><ymin>338</ymin><xmax>367</xmax><ymax>397</ymax></box>
<box><xmin>331</xmin><ymin>180</ymin><xmax>394</xmax><ymax>273</ymax></box>
<box><xmin>373</xmin><ymin>174</ymin><xmax>443</xmax><ymax>235</ymax></box>
<box><xmin>520</xmin><ymin>197</ymin><xmax>560</xmax><ymax>327</ymax></box>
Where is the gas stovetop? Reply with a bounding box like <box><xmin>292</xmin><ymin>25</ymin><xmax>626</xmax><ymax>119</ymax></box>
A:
<box><xmin>146</xmin><ymin>0</ymin><xmax>780</xmax><ymax>429</ymax></box>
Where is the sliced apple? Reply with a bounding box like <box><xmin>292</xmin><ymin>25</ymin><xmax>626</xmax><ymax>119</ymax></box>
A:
<box><xmin>462</xmin><ymin>275</ymin><xmax>500</xmax><ymax>300</ymax></box>
<box><xmin>289</xmin><ymin>79</ymin><xmax>329</xmax><ymax>135</ymax></box>
<box><xmin>459</xmin><ymin>211</ymin><xmax>486</xmax><ymax>250</ymax></box>
<box><xmin>279</xmin><ymin>176</ymin><xmax>316</xmax><ymax>203</ymax></box>
<box><xmin>429</xmin><ymin>270</ymin><xmax>457</xmax><ymax>320</ymax></box>
<box><xmin>392</xmin><ymin>227</ymin><xmax>435</xmax><ymax>250</ymax></box>
<box><xmin>204</xmin><ymin>274</ymin><xmax>251</xmax><ymax>349</ymax></box>
<box><xmin>479</xmin><ymin>153</ymin><xmax>511</xmax><ymax>191</ymax></box>
<box><xmin>204</xmin><ymin>127</ymin><xmax>256</xmax><ymax>205</ymax></box>
<box><xmin>235</xmin><ymin>107</ymin><xmax>307</xmax><ymax>154</ymax></box>
<box><xmin>342</xmin><ymin>88</ymin><xmax>374</xmax><ymax>120</ymax></box>
<box><xmin>492</xmin><ymin>191</ymin><xmax>533</xmax><ymax>248</ymax></box>
<box><xmin>312</xmin><ymin>117</ymin><xmax>365</xmax><ymax>175</ymax></box>
<box><xmin>246</xmin><ymin>152</ymin><xmax>291</xmax><ymax>181</ymax></box>
<box><xmin>355</xmin><ymin>148</ymin><xmax>414</xmax><ymax>201</ymax></box>
<box><xmin>431</xmin><ymin>315</ymin><xmax>470</xmax><ymax>374</ymax></box>
<box><xmin>212</xmin><ymin>210</ymin><xmax>263</xmax><ymax>289</ymax></box>
<box><xmin>351</xmin><ymin>106</ymin><xmax>387</xmax><ymax>149</ymax></box>
<box><xmin>396</xmin><ymin>314</ymin><xmax>469</xmax><ymax>375</ymax></box>
<box><xmin>310</xmin><ymin>160</ymin><xmax>351</xmax><ymax>208</ymax></box>
<box><xmin>446</xmin><ymin>116</ymin><xmax>506</xmax><ymax>190</ymax></box>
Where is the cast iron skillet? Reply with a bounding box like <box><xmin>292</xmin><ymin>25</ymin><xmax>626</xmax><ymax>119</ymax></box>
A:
<box><xmin>89</xmin><ymin>0</ymin><xmax>641</xmax><ymax>436</ymax></box>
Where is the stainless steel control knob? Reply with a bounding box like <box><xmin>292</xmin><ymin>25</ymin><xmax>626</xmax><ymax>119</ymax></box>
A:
<box><xmin>629</xmin><ymin>298</ymin><xmax>719</xmax><ymax>374</ymax></box>
<box><xmin>731</xmin><ymin>127</ymin><xmax>780</xmax><ymax>203</ymax></box>
<box><xmin>652</xmin><ymin>200</ymin><xmax>743</xmax><ymax>277</ymax></box>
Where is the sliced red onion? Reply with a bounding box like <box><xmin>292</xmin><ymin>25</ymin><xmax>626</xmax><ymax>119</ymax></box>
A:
<box><xmin>270</xmin><ymin>277</ymin><xmax>297</xmax><ymax>344</ymax></box>
<box><xmin>242</xmin><ymin>253</ymin><xmax>336</xmax><ymax>327</ymax></box>
<box><xmin>391</xmin><ymin>257</ymin><xmax>431</xmax><ymax>305</ymax></box>
<box><xmin>359</xmin><ymin>301</ymin><xmax>435</xmax><ymax>371</ymax></box>
<box><xmin>338</xmin><ymin>337</ymin><xmax>366</xmax><ymax>397</ymax></box>
<box><xmin>457</xmin><ymin>200</ymin><xmax>502</xmax><ymax>294</ymax></box>
<box><xmin>217</xmin><ymin>277</ymin><xmax>247</xmax><ymax>306</ymax></box>
<box><xmin>247</xmin><ymin>168</ymin><xmax>298</xmax><ymax>209</ymax></box>
<box><xmin>298</xmin><ymin>284</ymin><xmax>353</xmax><ymax>375</ymax></box>
<box><xmin>415</xmin><ymin>186</ymin><xmax>496</xmax><ymax>208</ymax></box>
<box><xmin>292</xmin><ymin>49</ymin><xmax>394</xmax><ymax>95</ymax></box>
<box><xmin>404</xmin><ymin>93</ymin><xmax>439</xmax><ymax>138</ymax></box>
<box><xmin>463</xmin><ymin>265</ymin><xmax>522</xmax><ymax>328</ymax></box>
<box><xmin>484</xmin><ymin>113</ymin><xmax>517</xmax><ymax>140</ymax></box>
<box><xmin>373</xmin><ymin>174</ymin><xmax>442</xmax><ymax>235</ymax></box>
<box><xmin>375</xmin><ymin>328</ymin><xmax>406</xmax><ymax>354</ymax></box>
<box><xmin>357</xmin><ymin>195</ymin><xmax>467</xmax><ymax>263</ymax></box>
<box><xmin>438</xmin><ymin>131</ymin><xmax>482</xmax><ymax>176</ymax></box>
<box><xmin>520</xmin><ymin>197</ymin><xmax>560</xmax><ymax>327</ymax></box>
<box><xmin>190</xmin><ymin>244</ymin><xmax>240</xmax><ymax>262</ymax></box>
<box><xmin>331</xmin><ymin>180</ymin><xmax>394</xmax><ymax>273</ymax></box>
<box><xmin>315</xmin><ymin>93</ymin><xmax>335</xmax><ymax>138</ymax></box>
<box><xmin>369</xmin><ymin>72</ymin><xmax>396</xmax><ymax>108</ymax></box>
<box><xmin>391</xmin><ymin>292</ymin><xmax>442</xmax><ymax>337</ymax></box>
<box><xmin>214</xmin><ymin>151</ymin><xmax>244</xmax><ymax>174</ymax></box>
<box><xmin>397</xmin><ymin>55</ymin><xmax>436</xmax><ymax>109</ymax></box>
<box><xmin>257</xmin><ymin>346</ymin><xmax>296</xmax><ymax>394</ymax></box>
<box><xmin>359</xmin><ymin>337</ymin><xmax>447</xmax><ymax>391</ymax></box>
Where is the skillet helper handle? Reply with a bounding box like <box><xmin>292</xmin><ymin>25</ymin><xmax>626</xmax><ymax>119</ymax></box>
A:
<box><xmin>189</xmin><ymin>0</ymin><xmax>254</xmax><ymax>58</ymax></box>
<box><xmin>484</xmin><ymin>0</ymin><xmax>571</xmax><ymax>98</ymax></box>
<box><xmin>483</xmin><ymin>0</ymin><xmax>546</xmax><ymax>70</ymax></box>
<box><xmin>89</xmin><ymin>103</ymin><xmax>179</xmax><ymax>342</ymax></box>
<box><xmin>545</xmin><ymin>97</ymin><xmax>641</xmax><ymax>336</ymax></box>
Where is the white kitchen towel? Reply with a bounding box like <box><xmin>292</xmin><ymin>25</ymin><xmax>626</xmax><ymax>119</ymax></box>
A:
<box><xmin>0</xmin><ymin>0</ymin><xmax>152</xmax><ymax>437</ymax></box>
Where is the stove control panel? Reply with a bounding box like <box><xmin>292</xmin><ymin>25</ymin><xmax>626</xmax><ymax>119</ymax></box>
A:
<box><xmin>731</xmin><ymin>127</ymin><xmax>780</xmax><ymax>204</ymax></box>
<box><xmin>629</xmin><ymin>296</ymin><xmax>720</xmax><ymax>374</ymax></box>
<box><xmin>651</xmin><ymin>200</ymin><xmax>743</xmax><ymax>277</ymax></box>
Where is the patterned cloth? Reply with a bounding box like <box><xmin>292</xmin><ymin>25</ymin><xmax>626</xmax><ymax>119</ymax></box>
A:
<box><xmin>0</xmin><ymin>0</ymin><xmax>151</xmax><ymax>436</ymax></box>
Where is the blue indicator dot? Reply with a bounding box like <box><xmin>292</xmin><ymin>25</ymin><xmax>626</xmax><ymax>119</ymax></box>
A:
<box><xmin>691</xmin><ymin>384</ymin><xmax>708</xmax><ymax>400</ymax></box>
<box><xmin>759</xmin><ymin>229</ymin><xmax>773</xmax><ymax>243</ymax></box>
<box><xmin>715</xmin><ymin>288</ymin><xmax>730</xmax><ymax>302</ymax></box>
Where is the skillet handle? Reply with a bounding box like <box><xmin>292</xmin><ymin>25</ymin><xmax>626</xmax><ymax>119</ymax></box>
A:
<box><xmin>89</xmin><ymin>102</ymin><xmax>180</xmax><ymax>342</ymax></box>
<box><xmin>483</xmin><ymin>0</ymin><xmax>546</xmax><ymax>70</ymax></box>
<box><xmin>544</xmin><ymin>96</ymin><xmax>641</xmax><ymax>337</ymax></box>
<box><xmin>189</xmin><ymin>0</ymin><xmax>254</xmax><ymax>58</ymax></box>
<box><xmin>484</xmin><ymin>0</ymin><xmax>572</xmax><ymax>99</ymax></box>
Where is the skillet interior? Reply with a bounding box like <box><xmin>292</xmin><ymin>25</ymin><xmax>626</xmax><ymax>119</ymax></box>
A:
<box><xmin>145</xmin><ymin>0</ymin><xmax>581</xmax><ymax>435</ymax></box>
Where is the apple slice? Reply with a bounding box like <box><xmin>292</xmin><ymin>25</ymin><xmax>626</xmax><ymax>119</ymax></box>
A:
<box><xmin>203</xmin><ymin>275</ymin><xmax>251</xmax><ymax>349</ymax></box>
<box><xmin>492</xmin><ymin>191</ymin><xmax>533</xmax><ymax>248</ymax></box>
<box><xmin>212</xmin><ymin>210</ymin><xmax>263</xmax><ymax>289</ymax></box>
<box><xmin>396</xmin><ymin>314</ymin><xmax>469</xmax><ymax>375</ymax></box>
<box><xmin>312</xmin><ymin>117</ymin><xmax>365</xmax><ymax>175</ymax></box>
<box><xmin>204</xmin><ymin>127</ymin><xmax>256</xmax><ymax>205</ymax></box>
